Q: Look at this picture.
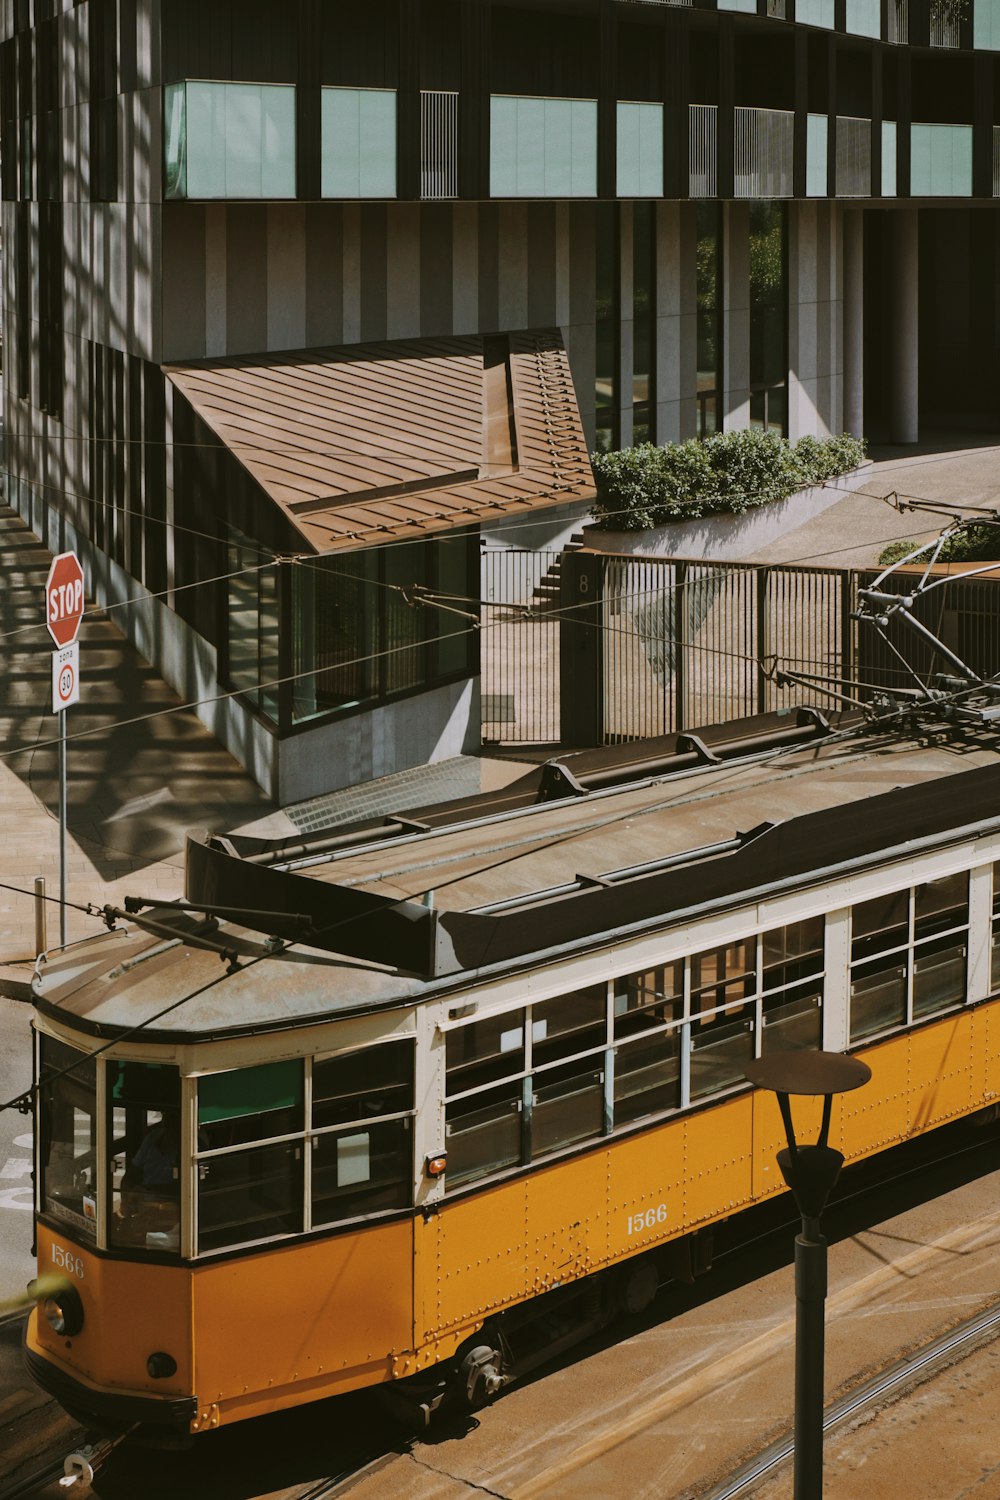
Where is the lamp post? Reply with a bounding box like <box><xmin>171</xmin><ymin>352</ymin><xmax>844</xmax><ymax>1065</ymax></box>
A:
<box><xmin>744</xmin><ymin>1050</ymin><xmax>872</xmax><ymax>1500</ymax></box>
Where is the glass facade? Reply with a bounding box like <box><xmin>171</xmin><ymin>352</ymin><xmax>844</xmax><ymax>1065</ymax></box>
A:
<box><xmin>748</xmin><ymin>201</ymin><xmax>788</xmax><ymax>435</ymax></box>
<box><xmin>164</xmin><ymin>81</ymin><xmax>296</xmax><ymax>200</ymax></box>
<box><xmin>594</xmin><ymin>204</ymin><xmax>619</xmax><ymax>452</ymax></box>
<box><xmin>321</xmin><ymin>87</ymin><xmax>397</xmax><ymax>199</ymax></box>
<box><xmin>224</xmin><ymin>530</ymin><xmax>476</xmax><ymax>730</ymax></box>
<box><xmin>882</xmin><ymin>122</ymin><xmax>898</xmax><ymax>196</ymax></box>
<box><xmin>696</xmin><ymin>202</ymin><xmax>722</xmax><ymax>439</ymax></box>
<box><xmin>632</xmin><ymin>201</ymin><xmax>656</xmax><ymax>443</ymax></box>
<box><xmin>975</xmin><ymin>0</ymin><xmax>1000</xmax><ymax>47</ymax></box>
<box><xmin>490</xmin><ymin>96</ymin><xmax>598</xmax><ymax>198</ymax></box>
<box><xmin>617</xmin><ymin>103</ymin><xmax>664</xmax><ymax>198</ymax></box>
<box><xmin>807</xmin><ymin>115</ymin><xmax>829</xmax><ymax>197</ymax></box>
<box><xmin>845</xmin><ymin>0</ymin><xmax>881</xmax><ymax>37</ymax></box>
<box><xmin>795</xmin><ymin>0</ymin><xmax>836</xmax><ymax>25</ymax></box>
<box><xmin>910</xmin><ymin>125</ymin><xmax>974</xmax><ymax>197</ymax></box>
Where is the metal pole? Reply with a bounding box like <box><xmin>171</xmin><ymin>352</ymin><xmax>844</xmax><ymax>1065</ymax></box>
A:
<box><xmin>33</xmin><ymin>876</ymin><xmax>47</xmax><ymax>957</ymax></box>
<box><xmin>793</xmin><ymin>1217</ymin><xmax>828</xmax><ymax>1500</ymax></box>
<box><xmin>58</xmin><ymin>708</ymin><xmax>67</xmax><ymax>949</ymax></box>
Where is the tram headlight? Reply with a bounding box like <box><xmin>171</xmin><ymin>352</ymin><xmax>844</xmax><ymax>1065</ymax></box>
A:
<box><xmin>42</xmin><ymin>1287</ymin><xmax>84</xmax><ymax>1337</ymax></box>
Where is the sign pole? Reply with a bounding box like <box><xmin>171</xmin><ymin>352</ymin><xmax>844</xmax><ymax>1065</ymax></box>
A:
<box><xmin>59</xmin><ymin>706</ymin><xmax>68</xmax><ymax>948</ymax></box>
<box><xmin>45</xmin><ymin>551</ymin><xmax>85</xmax><ymax>949</ymax></box>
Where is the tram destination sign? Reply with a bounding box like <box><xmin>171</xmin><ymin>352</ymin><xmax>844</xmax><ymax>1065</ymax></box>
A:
<box><xmin>45</xmin><ymin>551</ymin><xmax>85</xmax><ymax>649</ymax></box>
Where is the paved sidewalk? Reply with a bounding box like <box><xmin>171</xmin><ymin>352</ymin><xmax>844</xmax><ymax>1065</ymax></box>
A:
<box><xmin>748</xmin><ymin>431</ymin><xmax>1000</xmax><ymax>569</ymax></box>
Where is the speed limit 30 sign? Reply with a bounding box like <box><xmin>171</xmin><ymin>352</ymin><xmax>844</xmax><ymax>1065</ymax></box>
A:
<box><xmin>52</xmin><ymin>642</ymin><xmax>80</xmax><ymax>713</ymax></box>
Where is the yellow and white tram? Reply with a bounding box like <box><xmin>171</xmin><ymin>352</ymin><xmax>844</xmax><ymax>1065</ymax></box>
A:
<box><xmin>23</xmin><ymin>711</ymin><xmax>1000</xmax><ymax>1436</ymax></box>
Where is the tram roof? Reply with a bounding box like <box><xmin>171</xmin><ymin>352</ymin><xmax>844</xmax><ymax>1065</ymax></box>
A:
<box><xmin>33</xmin><ymin>713</ymin><xmax>1000</xmax><ymax>1042</ymax></box>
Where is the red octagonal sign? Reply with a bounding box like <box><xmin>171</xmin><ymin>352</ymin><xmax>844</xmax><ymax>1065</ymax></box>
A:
<box><xmin>45</xmin><ymin>552</ymin><xmax>85</xmax><ymax>649</ymax></box>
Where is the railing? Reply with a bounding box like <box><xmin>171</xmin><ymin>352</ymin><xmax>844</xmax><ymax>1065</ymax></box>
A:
<box><xmin>421</xmin><ymin>90</ymin><xmax>459</xmax><ymax>200</ymax></box>
<box><xmin>689</xmin><ymin>105</ymin><xmax>718</xmax><ymax>198</ymax></box>
<box><xmin>734</xmin><ymin>107</ymin><xmax>794</xmax><ymax>199</ymax></box>
<box><xmin>766</xmin><ymin>0</ymin><xmax>787</xmax><ymax>15</ymax></box>
<box><xmin>886</xmin><ymin>0</ymin><xmax>909</xmax><ymax>41</ymax></box>
<box><xmin>929</xmin><ymin>11</ymin><xmax>960</xmax><ymax>44</ymax></box>
<box><xmin>993</xmin><ymin>127</ymin><xmax>1000</xmax><ymax>197</ymax></box>
<box><xmin>835</xmin><ymin>116</ymin><xmax>872</xmax><ymax>197</ymax></box>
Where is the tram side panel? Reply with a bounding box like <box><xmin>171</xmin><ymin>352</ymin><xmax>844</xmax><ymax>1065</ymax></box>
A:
<box><xmin>27</xmin><ymin>1222</ymin><xmax>193</xmax><ymax>1401</ymax></box>
<box><xmin>189</xmin><ymin>1218</ymin><xmax>415</xmax><ymax>1425</ymax></box>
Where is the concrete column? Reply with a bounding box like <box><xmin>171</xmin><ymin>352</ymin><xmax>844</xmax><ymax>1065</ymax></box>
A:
<box><xmin>842</xmin><ymin>209</ymin><xmax>864</xmax><ymax>438</ymax></box>
<box><xmin>889</xmin><ymin>206</ymin><xmax>918</xmax><ymax>445</ymax></box>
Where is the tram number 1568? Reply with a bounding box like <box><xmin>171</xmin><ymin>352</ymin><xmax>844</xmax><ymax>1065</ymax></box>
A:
<box><xmin>627</xmin><ymin>1204</ymin><xmax>667</xmax><ymax>1236</ymax></box>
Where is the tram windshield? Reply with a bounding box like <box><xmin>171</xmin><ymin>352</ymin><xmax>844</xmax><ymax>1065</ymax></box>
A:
<box><xmin>107</xmin><ymin>1061</ymin><xmax>182</xmax><ymax>1253</ymax></box>
<box><xmin>39</xmin><ymin>1035</ymin><xmax>99</xmax><ymax>1243</ymax></box>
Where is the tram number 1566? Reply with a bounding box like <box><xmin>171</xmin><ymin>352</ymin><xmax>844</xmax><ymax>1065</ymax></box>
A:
<box><xmin>627</xmin><ymin>1204</ymin><xmax>667</xmax><ymax>1236</ymax></box>
<box><xmin>51</xmin><ymin>1244</ymin><xmax>85</xmax><ymax>1279</ymax></box>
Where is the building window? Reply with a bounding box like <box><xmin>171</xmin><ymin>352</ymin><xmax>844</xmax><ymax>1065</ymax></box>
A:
<box><xmin>322</xmin><ymin>87</ymin><xmax>397</xmax><ymax>199</ymax></box>
<box><xmin>850</xmin><ymin>875</ymin><xmax>969</xmax><ymax>1043</ymax></box>
<box><xmin>696</xmin><ymin>202</ymin><xmax>722</xmax><ymax>439</ymax></box>
<box><xmin>490</xmin><ymin>95</ymin><xmax>598</xmax><ymax>198</ymax></box>
<box><xmin>594</xmin><ymin>204</ymin><xmax>619</xmax><ymax>453</ymax></box>
<box><xmin>287</xmin><ymin>532</ymin><xmax>477</xmax><ymax>726</ymax></box>
<box><xmin>164</xmin><ymin>81</ymin><xmax>296</xmax><ymax>200</ymax></box>
<box><xmin>748</xmin><ymin>201</ymin><xmax>787</xmax><ymax>436</ymax></box>
<box><xmin>910</xmin><ymin>124</ymin><xmax>974</xmax><ymax>197</ymax></box>
<box><xmin>632</xmin><ymin>201</ymin><xmax>656</xmax><ymax>444</ymax></box>
<box><xmin>617</xmin><ymin>102</ymin><xmax>663</xmax><ymax>199</ymax></box>
<box><xmin>226</xmin><ymin>524</ymin><xmax>281</xmax><ymax>722</ymax></box>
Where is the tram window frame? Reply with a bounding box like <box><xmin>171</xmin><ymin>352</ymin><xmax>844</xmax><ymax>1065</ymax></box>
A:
<box><xmin>444</xmin><ymin>923</ymin><xmax>828</xmax><ymax>1191</ymax></box>
<box><xmin>106</xmin><ymin>1060</ymin><xmax>182</xmax><ymax>1255</ymax></box>
<box><xmin>38</xmin><ymin>1034</ymin><xmax>99</xmax><ymax>1245</ymax></box>
<box><xmin>194</xmin><ymin>1041</ymin><xmax>417</xmax><ymax>1255</ymax></box>
<box><xmin>992</xmin><ymin>861</ymin><xmax>1000</xmax><ymax>991</ymax></box>
<box><xmin>849</xmin><ymin>875</ymin><xmax>969</xmax><ymax>1043</ymax></box>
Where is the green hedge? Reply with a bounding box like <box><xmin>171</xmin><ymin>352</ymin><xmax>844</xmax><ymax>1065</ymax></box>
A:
<box><xmin>877</xmin><ymin>523</ymin><xmax>1000</xmax><ymax>568</ymax></box>
<box><xmin>591</xmin><ymin>430</ymin><xmax>866</xmax><ymax>532</ymax></box>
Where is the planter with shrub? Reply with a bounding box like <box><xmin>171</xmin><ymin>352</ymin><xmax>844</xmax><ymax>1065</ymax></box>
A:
<box><xmin>585</xmin><ymin>429</ymin><xmax>869</xmax><ymax>561</ymax></box>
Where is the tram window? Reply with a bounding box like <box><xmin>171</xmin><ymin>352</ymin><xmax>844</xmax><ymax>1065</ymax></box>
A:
<box><xmin>446</xmin><ymin>1010</ymin><xmax>526</xmax><ymax>1093</ymax></box>
<box><xmin>613</xmin><ymin>963</ymin><xmax>684</xmax><ymax>1038</ymax></box>
<box><xmin>531</xmin><ymin>1059</ymin><xmax>604</xmax><ymax>1158</ymax></box>
<box><xmin>531</xmin><ymin>988</ymin><xmax>607</xmax><ymax>1066</ymax></box>
<box><xmin>39</xmin><ymin>1035</ymin><xmax>98</xmax><ymax>1243</ymax></box>
<box><xmin>690</xmin><ymin>1009</ymin><xmax>754</xmax><ymax>1101</ymax></box>
<box><xmin>312</xmin><ymin>1118</ymin><xmax>412</xmax><ymax>1223</ymax></box>
<box><xmin>614</xmin><ymin>1030</ymin><xmax>681</xmax><ymax>1124</ymax></box>
<box><xmin>762</xmin><ymin>918</ymin><xmax>823</xmax><ymax>990</ymax></box>
<box><xmin>691</xmin><ymin>940</ymin><xmax>756</xmax><ymax>1015</ymax></box>
<box><xmin>313</xmin><ymin>1041</ymin><xmax>413</xmax><ymax>1129</ymax></box>
<box><xmin>912</xmin><ymin>936</ymin><xmax>967</xmax><ymax>1019</ymax></box>
<box><xmin>914</xmin><ymin>872</ymin><xmax>968</xmax><ymax>940</ymax></box>
<box><xmin>198</xmin><ymin>1141</ymin><xmax>303</xmax><ymax>1253</ymax></box>
<box><xmin>851</xmin><ymin>891</ymin><xmax>908</xmax><ymax>961</ymax></box>
<box><xmin>445</xmin><ymin>1081</ymin><xmax>522</xmax><ymax>1187</ymax></box>
<box><xmin>106</xmin><ymin>1061</ymin><xmax>182</xmax><ymax>1254</ymax></box>
<box><xmin>761</xmin><ymin>990</ymin><xmax>822</xmax><ymax>1052</ymax></box>
<box><xmin>850</xmin><ymin>960</ymin><xmax>906</xmax><ymax>1039</ymax></box>
<box><xmin>197</xmin><ymin>1060</ymin><xmax>303</xmax><ymax>1148</ymax></box>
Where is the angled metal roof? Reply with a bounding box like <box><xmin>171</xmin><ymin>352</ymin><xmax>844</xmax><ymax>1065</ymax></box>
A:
<box><xmin>164</xmin><ymin>329</ymin><xmax>595</xmax><ymax>554</ymax></box>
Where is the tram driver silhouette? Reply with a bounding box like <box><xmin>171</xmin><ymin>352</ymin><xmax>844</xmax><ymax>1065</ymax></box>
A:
<box><xmin>119</xmin><ymin>1114</ymin><xmax>180</xmax><ymax>1250</ymax></box>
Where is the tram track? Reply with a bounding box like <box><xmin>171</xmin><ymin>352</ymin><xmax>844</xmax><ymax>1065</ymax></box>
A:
<box><xmin>704</xmin><ymin>1298</ymin><xmax>1000</xmax><ymax>1499</ymax></box>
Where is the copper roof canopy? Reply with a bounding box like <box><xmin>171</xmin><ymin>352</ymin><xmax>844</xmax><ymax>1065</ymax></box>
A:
<box><xmin>164</xmin><ymin>329</ymin><xmax>595</xmax><ymax>554</ymax></box>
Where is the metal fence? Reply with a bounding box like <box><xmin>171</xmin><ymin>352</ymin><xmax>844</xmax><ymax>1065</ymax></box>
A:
<box><xmin>482</xmin><ymin>549</ymin><xmax>1000</xmax><ymax>749</ymax></box>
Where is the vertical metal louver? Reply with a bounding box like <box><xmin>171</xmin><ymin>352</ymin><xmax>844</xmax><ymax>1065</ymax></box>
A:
<box><xmin>734</xmin><ymin>108</ymin><xmax>794</xmax><ymax>199</ymax></box>
<box><xmin>689</xmin><ymin>105</ymin><xmax>718</xmax><ymax>198</ymax></box>
<box><xmin>886</xmin><ymin>0</ymin><xmax>909</xmax><ymax>42</ymax></box>
<box><xmin>929</xmin><ymin>12</ymin><xmax>960</xmax><ymax>45</ymax></box>
<box><xmin>835</xmin><ymin>117</ymin><xmax>872</xmax><ymax>197</ymax></box>
<box><xmin>421</xmin><ymin>91</ymin><xmax>459</xmax><ymax>200</ymax></box>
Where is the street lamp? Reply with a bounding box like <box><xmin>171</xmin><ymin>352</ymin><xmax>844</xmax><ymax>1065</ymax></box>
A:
<box><xmin>744</xmin><ymin>1049</ymin><xmax>872</xmax><ymax>1500</ymax></box>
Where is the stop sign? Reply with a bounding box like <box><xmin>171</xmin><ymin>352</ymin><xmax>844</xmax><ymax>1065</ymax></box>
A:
<box><xmin>45</xmin><ymin>552</ymin><xmax>85</xmax><ymax>648</ymax></box>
